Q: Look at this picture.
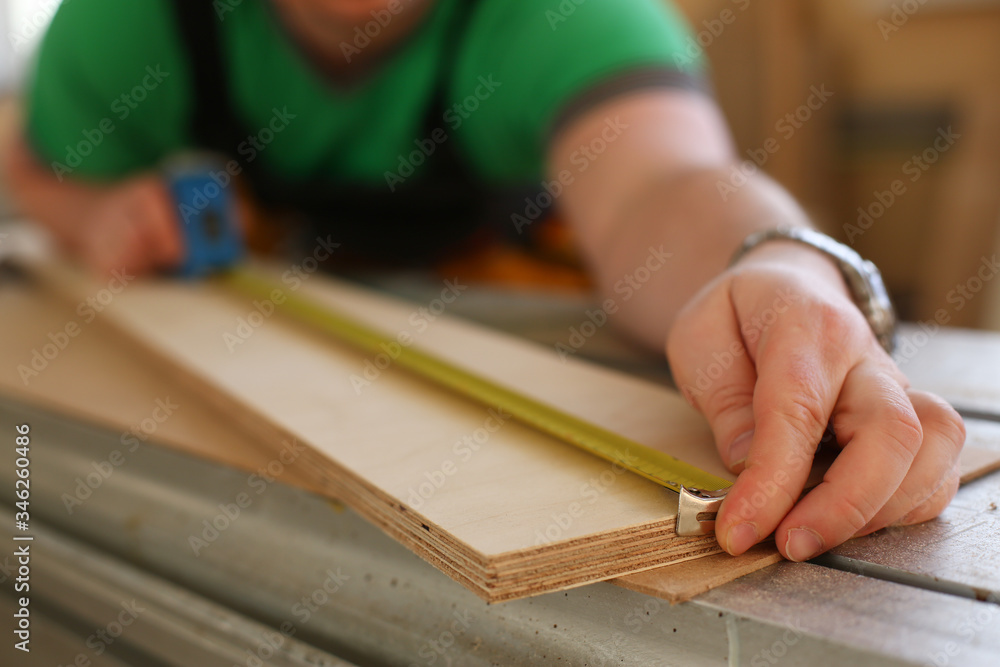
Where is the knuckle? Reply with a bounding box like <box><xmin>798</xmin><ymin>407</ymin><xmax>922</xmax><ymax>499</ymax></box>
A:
<box><xmin>812</xmin><ymin>299</ymin><xmax>846</xmax><ymax>328</ymax></box>
<box><xmin>888</xmin><ymin>485</ymin><xmax>922</xmax><ymax>517</ymax></box>
<box><xmin>925</xmin><ymin>396</ymin><xmax>967</xmax><ymax>451</ymax></box>
<box><xmin>830</xmin><ymin>490</ymin><xmax>881</xmax><ymax>533</ymax></box>
<box><xmin>776</xmin><ymin>391</ymin><xmax>829</xmax><ymax>443</ymax></box>
<box><xmin>811</xmin><ymin>300</ymin><xmax>872</xmax><ymax>357</ymax></box>
<box><xmin>812</xmin><ymin>300</ymin><xmax>853</xmax><ymax>341</ymax></box>
<box><xmin>927</xmin><ymin>477</ymin><xmax>959</xmax><ymax>516</ymax></box>
<box><xmin>941</xmin><ymin>471</ymin><xmax>961</xmax><ymax>505</ymax></box>
<box><xmin>704</xmin><ymin>381</ymin><xmax>754</xmax><ymax>419</ymax></box>
<box><xmin>876</xmin><ymin>401</ymin><xmax>923</xmax><ymax>463</ymax></box>
<box><xmin>901</xmin><ymin>474</ymin><xmax>959</xmax><ymax>525</ymax></box>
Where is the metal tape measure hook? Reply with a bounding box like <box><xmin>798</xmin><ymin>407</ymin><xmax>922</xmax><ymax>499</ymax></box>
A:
<box><xmin>676</xmin><ymin>487</ymin><xmax>729</xmax><ymax>536</ymax></box>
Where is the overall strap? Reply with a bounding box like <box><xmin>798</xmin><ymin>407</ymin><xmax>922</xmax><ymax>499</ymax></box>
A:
<box><xmin>170</xmin><ymin>0</ymin><xmax>248</xmax><ymax>155</ymax></box>
<box><xmin>171</xmin><ymin>0</ymin><xmax>500</xmax><ymax>266</ymax></box>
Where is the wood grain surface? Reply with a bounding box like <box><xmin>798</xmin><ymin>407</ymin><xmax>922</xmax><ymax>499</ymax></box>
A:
<box><xmin>7</xmin><ymin>263</ymin><xmax>738</xmax><ymax>601</ymax></box>
<box><xmin>4</xmin><ymin>265</ymin><xmax>999</xmax><ymax>603</ymax></box>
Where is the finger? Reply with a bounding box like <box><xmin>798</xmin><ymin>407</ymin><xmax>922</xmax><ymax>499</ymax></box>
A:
<box><xmin>774</xmin><ymin>361</ymin><xmax>923</xmax><ymax>561</ymax></box>
<box><xmin>86</xmin><ymin>215</ymin><xmax>148</xmax><ymax>278</ymax></box>
<box><xmin>715</xmin><ymin>305</ymin><xmax>861</xmax><ymax>556</ymax></box>
<box><xmin>133</xmin><ymin>177</ymin><xmax>184</xmax><ymax>269</ymax></box>
<box><xmin>894</xmin><ymin>463</ymin><xmax>960</xmax><ymax>527</ymax></box>
<box><xmin>667</xmin><ymin>282</ymin><xmax>758</xmax><ymax>471</ymax></box>
<box><xmin>855</xmin><ymin>390</ymin><xmax>965</xmax><ymax>534</ymax></box>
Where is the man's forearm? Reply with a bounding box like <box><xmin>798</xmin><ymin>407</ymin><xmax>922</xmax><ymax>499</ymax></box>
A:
<box><xmin>3</xmin><ymin>125</ymin><xmax>185</xmax><ymax>277</ymax></box>
<box><xmin>582</xmin><ymin>166</ymin><xmax>844</xmax><ymax>351</ymax></box>
<box><xmin>550</xmin><ymin>89</ymin><xmax>962</xmax><ymax>562</ymax></box>
<box><xmin>2</xmin><ymin>129</ymin><xmax>105</xmax><ymax>251</ymax></box>
<box><xmin>547</xmin><ymin>90</ymin><xmax>844</xmax><ymax>351</ymax></box>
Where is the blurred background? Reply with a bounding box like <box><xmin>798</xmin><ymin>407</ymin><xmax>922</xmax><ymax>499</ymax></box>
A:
<box><xmin>1</xmin><ymin>0</ymin><xmax>999</xmax><ymax>329</ymax></box>
<box><xmin>673</xmin><ymin>0</ymin><xmax>1000</xmax><ymax>331</ymax></box>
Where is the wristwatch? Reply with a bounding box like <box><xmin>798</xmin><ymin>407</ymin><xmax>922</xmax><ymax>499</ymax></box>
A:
<box><xmin>730</xmin><ymin>227</ymin><xmax>897</xmax><ymax>354</ymax></box>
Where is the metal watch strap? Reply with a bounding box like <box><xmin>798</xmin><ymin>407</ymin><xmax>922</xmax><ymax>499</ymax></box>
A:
<box><xmin>730</xmin><ymin>227</ymin><xmax>897</xmax><ymax>354</ymax></box>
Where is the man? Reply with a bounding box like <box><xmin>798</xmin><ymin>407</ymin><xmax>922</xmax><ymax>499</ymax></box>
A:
<box><xmin>2</xmin><ymin>0</ymin><xmax>964</xmax><ymax>562</ymax></box>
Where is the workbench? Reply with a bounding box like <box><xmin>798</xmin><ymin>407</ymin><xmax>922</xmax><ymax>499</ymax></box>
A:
<box><xmin>2</xmin><ymin>278</ymin><xmax>999</xmax><ymax>666</ymax></box>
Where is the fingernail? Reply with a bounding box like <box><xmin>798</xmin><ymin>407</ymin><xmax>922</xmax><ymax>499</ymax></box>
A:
<box><xmin>727</xmin><ymin>431</ymin><xmax>754</xmax><ymax>469</ymax></box>
<box><xmin>725</xmin><ymin>522</ymin><xmax>759</xmax><ymax>555</ymax></box>
<box><xmin>785</xmin><ymin>528</ymin><xmax>825</xmax><ymax>562</ymax></box>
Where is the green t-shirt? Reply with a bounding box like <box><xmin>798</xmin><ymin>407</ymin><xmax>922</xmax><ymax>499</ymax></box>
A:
<box><xmin>27</xmin><ymin>0</ymin><xmax>705</xmax><ymax>187</ymax></box>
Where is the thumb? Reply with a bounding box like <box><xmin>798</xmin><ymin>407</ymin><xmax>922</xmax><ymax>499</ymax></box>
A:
<box><xmin>668</xmin><ymin>286</ymin><xmax>757</xmax><ymax>472</ymax></box>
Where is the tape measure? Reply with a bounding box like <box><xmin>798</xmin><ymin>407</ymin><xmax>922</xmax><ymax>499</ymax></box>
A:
<box><xmin>166</xmin><ymin>159</ymin><xmax>243</xmax><ymax>279</ymax></box>
<box><xmin>171</xmin><ymin>166</ymin><xmax>731</xmax><ymax>536</ymax></box>
<box><xmin>219</xmin><ymin>268</ymin><xmax>732</xmax><ymax>533</ymax></box>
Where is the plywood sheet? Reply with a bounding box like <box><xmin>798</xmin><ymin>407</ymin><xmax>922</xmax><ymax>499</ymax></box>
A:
<box><xmin>5</xmin><ymin>266</ymin><xmax>999</xmax><ymax>603</ymax></box>
<box><xmin>13</xmin><ymin>262</ymin><xmax>738</xmax><ymax>601</ymax></box>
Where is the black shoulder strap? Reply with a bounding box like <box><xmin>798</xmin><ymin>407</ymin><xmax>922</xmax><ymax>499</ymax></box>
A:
<box><xmin>170</xmin><ymin>1</ymin><xmax>247</xmax><ymax>153</ymax></box>
<box><xmin>167</xmin><ymin>0</ymin><xmax>503</xmax><ymax>266</ymax></box>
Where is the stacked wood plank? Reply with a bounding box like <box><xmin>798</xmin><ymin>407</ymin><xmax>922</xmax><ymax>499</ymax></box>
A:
<box><xmin>0</xmin><ymin>282</ymin><xmax>788</xmax><ymax>602</ymax></box>
<box><xmin>9</xmin><ymin>261</ymin><xmax>745</xmax><ymax>601</ymax></box>
<box><xmin>4</xmin><ymin>258</ymin><xmax>999</xmax><ymax>602</ymax></box>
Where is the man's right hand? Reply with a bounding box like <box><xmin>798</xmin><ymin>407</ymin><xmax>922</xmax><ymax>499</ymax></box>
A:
<box><xmin>74</xmin><ymin>175</ymin><xmax>184</xmax><ymax>278</ymax></box>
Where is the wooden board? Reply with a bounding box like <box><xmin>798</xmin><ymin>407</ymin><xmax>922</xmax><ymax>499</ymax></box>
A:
<box><xmin>4</xmin><ymin>267</ymin><xmax>999</xmax><ymax>604</ymax></box>
<box><xmin>613</xmin><ymin>543</ymin><xmax>785</xmax><ymax>603</ymax></box>
<box><xmin>895</xmin><ymin>323</ymin><xmax>1000</xmax><ymax>415</ymax></box>
<box><xmin>8</xmin><ymin>262</ymin><xmax>742</xmax><ymax>602</ymax></box>
<box><xmin>0</xmin><ymin>279</ymin><xmax>785</xmax><ymax>602</ymax></box>
<box><xmin>0</xmin><ymin>278</ymin><xmax>324</xmax><ymax>493</ymax></box>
